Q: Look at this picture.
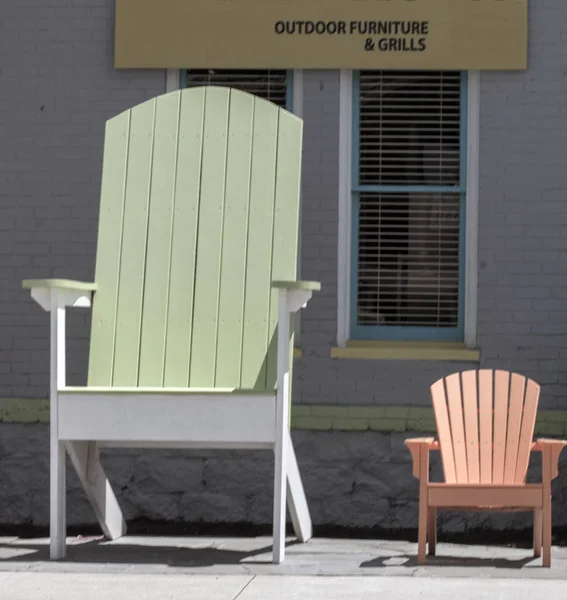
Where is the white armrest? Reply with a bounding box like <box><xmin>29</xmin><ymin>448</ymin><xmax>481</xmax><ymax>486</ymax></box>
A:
<box><xmin>23</xmin><ymin>279</ymin><xmax>97</xmax><ymax>312</ymax></box>
<box><xmin>272</xmin><ymin>280</ymin><xmax>320</xmax><ymax>313</ymax></box>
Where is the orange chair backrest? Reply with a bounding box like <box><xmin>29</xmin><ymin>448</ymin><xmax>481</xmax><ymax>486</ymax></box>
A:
<box><xmin>430</xmin><ymin>369</ymin><xmax>540</xmax><ymax>485</ymax></box>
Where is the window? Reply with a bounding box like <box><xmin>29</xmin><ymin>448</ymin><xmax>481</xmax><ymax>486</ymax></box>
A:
<box><xmin>183</xmin><ymin>69</ymin><xmax>293</xmax><ymax>111</ymax></box>
<box><xmin>351</xmin><ymin>70</ymin><xmax>467</xmax><ymax>341</ymax></box>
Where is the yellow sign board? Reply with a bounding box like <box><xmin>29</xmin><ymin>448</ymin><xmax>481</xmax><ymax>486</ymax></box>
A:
<box><xmin>115</xmin><ymin>0</ymin><xmax>528</xmax><ymax>71</ymax></box>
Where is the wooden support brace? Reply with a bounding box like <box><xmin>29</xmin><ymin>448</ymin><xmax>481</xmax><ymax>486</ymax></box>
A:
<box><xmin>66</xmin><ymin>441</ymin><xmax>126</xmax><ymax>541</ymax></box>
<box><xmin>286</xmin><ymin>429</ymin><xmax>312</xmax><ymax>543</ymax></box>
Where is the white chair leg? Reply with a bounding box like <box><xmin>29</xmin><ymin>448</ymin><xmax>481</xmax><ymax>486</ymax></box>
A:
<box><xmin>272</xmin><ymin>439</ymin><xmax>287</xmax><ymax>564</ymax></box>
<box><xmin>273</xmin><ymin>292</ymin><xmax>293</xmax><ymax>564</ymax></box>
<box><xmin>50</xmin><ymin>439</ymin><xmax>66</xmax><ymax>560</ymax></box>
<box><xmin>49</xmin><ymin>296</ymin><xmax>67</xmax><ymax>560</ymax></box>
<box><xmin>286</xmin><ymin>430</ymin><xmax>312</xmax><ymax>543</ymax></box>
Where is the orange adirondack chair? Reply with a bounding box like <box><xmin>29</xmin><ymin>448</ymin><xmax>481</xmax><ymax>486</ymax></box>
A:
<box><xmin>406</xmin><ymin>369</ymin><xmax>567</xmax><ymax>567</ymax></box>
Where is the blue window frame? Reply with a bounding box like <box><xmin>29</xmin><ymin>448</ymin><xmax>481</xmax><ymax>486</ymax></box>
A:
<box><xmin>351</xmin><ymin>71</ymin><xmax>468</xmax><ymax>341</ymax></box>
<box><xmin>181</xmin><ymin>69</ymin><xmax>293</xmax><ymax>111</ymax></box>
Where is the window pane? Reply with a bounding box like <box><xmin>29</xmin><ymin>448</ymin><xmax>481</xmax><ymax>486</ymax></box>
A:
<box><xmin>358</xmin><ymin>71</ymin><xmax>461</xmax><ymax>187</ymax></box>
<box><xmin>357</xmin><ymin>191</ymin><xmax>461</xmax><ymax>328</ymax></box>
<box><xmin>185</xmin><ymin>69</ymin><xmax>288</xmax><ymax>109</ymax></box>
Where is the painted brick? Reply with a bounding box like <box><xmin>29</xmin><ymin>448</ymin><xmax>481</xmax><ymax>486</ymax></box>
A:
<box><xmin>406</xmin><ymin>420</ymin><xmax>437</xmax><ymax>434</ymax></box>
<box><xmin>537</xmin><ymin>410</ymin><xmax>567</xmax><ymax>423</ymax></box>
<box><xmin>296</xmin><ymin>1</ymin><xmax>567</xmax><ymax>411</ymax></box>
<box><xmin>384</xmin><ymin>407</ymin><xmax>410</xmax><ymax>420</ymax></box>
<box><xmin>293</xmin><ymin>417</ymin><xmax>332</xmax><ymax>430</ymax></box>
<box><xmin>370</xmin><ymin>419</ymin><xmax>406</xmax><ymax>433</ymax></box>
<box><xmin>292</xmin><ymin>406</ymin><xmax>312</xmax><ymax>418</ymax></box>
<box><xmin>347</xmin><ymin>407</ymin><xmax>386</xmax><ymax>419</ymax></box>
<box><xmin>535</xmin><ymin>422</ymin><xmax>565</xmax><ymax>437</ymax></box>
<box><xmin>1</xmin><ymin>397</ymin><xmax>566</xmax><ymax>437</ymax></box>
<box><xmin>410</xmin><ymin>408</ymin><xmax>435</xmax><ymax>420</ymax></box>
<box><xmin>311</xmin><ymin>406</ymin><xmax>349</xmax><ymax>418</ymax></box>
<box><xmin>0</xmin><ymin>0</ymin><xmax>164</xmax><ymax>398</ymax></box>
<box><xmin>331</xmin><ymin>418</ymin><xmax>368</xmax><ymax>431</ymax></box>
<box><xmin>3</xmin><ymin>1</ymin><xmax>567</xmax><ymax>417</ymax></box>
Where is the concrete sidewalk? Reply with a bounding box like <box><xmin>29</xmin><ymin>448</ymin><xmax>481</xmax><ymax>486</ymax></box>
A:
<box><xmin>0</xmin><ymin>535</ymin><xmax>566</xmax><ymax>599</ymax></box>
<box><xmin>2</xmin><ymin>572</ymin><xmax>567</xmax><ymax>600</ymax></box>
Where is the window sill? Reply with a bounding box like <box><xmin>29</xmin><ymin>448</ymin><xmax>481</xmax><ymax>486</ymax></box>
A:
<box><xmin>331</xmin><ymin>341</ymin><xmax>480</xmax><ymax>362</ymax></box>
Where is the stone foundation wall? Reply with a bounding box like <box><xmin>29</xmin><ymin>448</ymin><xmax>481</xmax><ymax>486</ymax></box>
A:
<box><xmin>2</xmin><ymin>424</ymin><xmax>567</xmax><ymax>535</ymax></box>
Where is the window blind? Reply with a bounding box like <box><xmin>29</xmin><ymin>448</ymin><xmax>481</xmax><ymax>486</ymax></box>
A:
<box><xmin>354</xmin><ymin>71</ymin><xmax>464</xmax><ymax>336</ymax></box>
<box><xmin>184</xmin><ymin>69</ymin><xmax>289</xmax><ymax>109</ymax></box>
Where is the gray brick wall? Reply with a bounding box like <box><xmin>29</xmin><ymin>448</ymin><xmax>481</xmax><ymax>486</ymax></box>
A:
<box><xmin>476</xmin><ymin>0</ymin><xmax>567</xmax><ymax>409</ymax></box>
<box><xmin>295</xmin><ymin>71</ymin><xmax>480</xmax><ymax>408</ymax></box>
<box><xmin>0</xmin><ymin>0</ymin><xmax>164</xmax><ymax>397</ymax></box>
<box><xmin>299</xmin><ymin>70</ymin><xmax>340</xmax><ymax>351</ymax></box>
<box><xmin>2</xmin><ymin>0</ymin><xmax>567</xmax><ymax>412</ymax></box>
<box><xmin>296</xmin><ymin>1</ymin><xmax>567</xmax><ymax>410</ymax></box>
<box><xmin>1</xmin><ymin>0</ymin><xmax>567</xmax><ymax>539</ymax></box>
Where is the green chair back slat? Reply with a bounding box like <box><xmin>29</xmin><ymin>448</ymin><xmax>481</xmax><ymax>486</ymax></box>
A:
<box><xmin>238</xmin><ymin>97</ymin><xmax>280</xmax><ymax>390</ymax></box>
<box><xmin>266</xmin><ymin>113</ymin><xmax>303</xmax><ymax>388</ymax></box>
<box><xmin>188</xmin><ymin>88</ymin><xmax>230</xmax><ymax>388</ymax></box>
<box><xmin>163</xmin><ymin>89</ymin><xmax>205</xmax><ymax>387</ymax></box>
<box><xmin>214</xmin><ymin>91</ymin><xmax>255</xmax><ymax>388</ymax></box>
<box><xmin>88</xmin><ymin>86</ymin><xmax>302</xmax><ymax>390</ymax></box>
<box><xmin>138</xmin><ymin>92</ymin><xmax>181</xmax><ymax>386</ymax></box>
<box><xmin>88</xmin><ymin>111</ymin><xmax>131</xmax><ymax>386</ymax></box>
<box><xmin>112</xmin><ymin>99</ymin><xmax>156</xmax><ymax>387</ymax></box>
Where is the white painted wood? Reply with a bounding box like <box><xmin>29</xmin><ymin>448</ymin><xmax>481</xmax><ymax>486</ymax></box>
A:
<box><xmin>49</xmin><ymin>295</ymin><xmax>66</xmax><ymax>560</ymax></box>
<box><xmin>96</xmin><ymin>440</ymin><xmax>274</xmax><ymax>450</ymax></box>
<box><xmin>273</xmin><ymin>290</ymin><xmax>291</xmax><ymax>564</ymax></box>
<box><xmin>292</xmin><ymin>68</ymin><xmax>304</xmax><ymax>346</ymax></box>
<box><xmin>55</xmin><ymin>308</ymin><xmax>66</xmax><ymax>391</ymax></box>
<box><xmin>165</xmin><ymin>69</ymin><xmax>180</xmax><ymax>92</ymax></box>
<box><xmin>337</xmin><ymin>69</ymin><xmax>353</xmax><ymax>347</ymax></box>
<box><xmin>50</xmin><ymin>440</ymin><xmax>65</xmax><ymax>560</ymax></box>
<box><xmin>47</xmin><ymin>296</ymin><xmax>123</xmax><ymax>558</ymax></box>
<box><xmin>58</xmin><ymin>393</ymin><xmax>276</xmax><ymax>445</ymax></box>
<box><xmin>31</xmin><ymin>288</ymin><xmax>51</xmax><ymax>311</ymax></box>
<box><xmin>287</xmin><ymin>289</ymin><xmax>313</xmax><ymax>313</ymax></box>
<box><xmin>30</xmin><ymin>219</ymin><xmax>313</xmax><ymax>566</ymax></box>
<box><xmin>465</xmin><ymin>71</ymin><xmax>480</xmax><ymax>349</ymax></box>
<box><xmin>66</xmin><ymin>441</ymin><xmax>126</xmax><ymax>541</ymax></box>
<box><xmin>286</xmin><ymin>429</ymin><xmax>312</xmax><ymax>543</ymax></box>
<box><xmin>60</xmin><ymin>290</ymin><xmax>92</xmax><ymax>308</ymax></box>
<box><xmin>29</xmin><ymin>287</ymin><xmax>93</xmax><ymax>312</ymax></box>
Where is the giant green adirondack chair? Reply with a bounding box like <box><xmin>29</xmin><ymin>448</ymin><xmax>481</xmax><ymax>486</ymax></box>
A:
<box><xmin>23</xmin><ymin>86</ymin><xmax>319</xmax><ymax>563</ymax></box>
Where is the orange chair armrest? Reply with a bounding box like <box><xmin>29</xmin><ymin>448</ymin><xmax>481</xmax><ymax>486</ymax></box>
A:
<box><xmin>405</xmin><ymin>437</ymin><xmax>438</xmax><ymax>479</ymax></box>
<box><xmin>533</xmin><ymin>438</ymin><xmax>567</xmax><ymax>450</ymax></box>
<box><xmin>532</xmin><ymin>438</ymin><xmax>567</xmax><ymax>480</ymax></box>
<box><xmin>405</xmin><ymin>437</ymin><xmax>439</xmax><ymax>450</ymax></box>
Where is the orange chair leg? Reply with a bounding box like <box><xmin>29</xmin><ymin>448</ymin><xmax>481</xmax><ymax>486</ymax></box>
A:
<box><xmin>428</xmin><ymin>507</ymin><xmax>437</xmax><ymax>556</ymax></box>
<box><xmin>416</xmin><ymin>443</ymin><xmax>430</xmax><ymax>566</ymax></box>
<box><xmin>417</xmin><ymin>490</ymin><xmax>428</xmax><ymax>564</ymax></box>
<box><xmin>542</xmin><ymin>449</ymin><xmax>553</xmax><ymax>568</ymax></box>
<box><xmin>542</xmin><ymin>492</ymin><xmax>552</xmax><ymax>567</ymax></box>
<box><xmin>533</xmin><ymin>509</ymin><xmax>542</xmax><ymax>558</ymax></box>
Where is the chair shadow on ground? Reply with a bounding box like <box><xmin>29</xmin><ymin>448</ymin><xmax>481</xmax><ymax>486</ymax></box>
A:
<box><xmin>0</xmin><ymin>539</ymin><xmax>302</xmax><ymax>568</ymax></box>
<box><xmin>361</xmin><ymin>552</ymin><xmax>537</xmax><ymax>570</ymax></box>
